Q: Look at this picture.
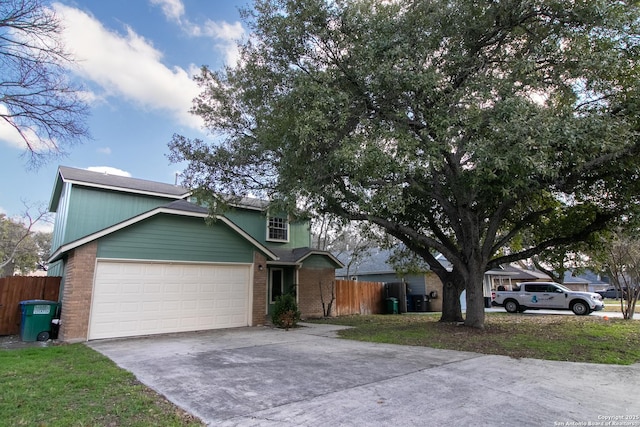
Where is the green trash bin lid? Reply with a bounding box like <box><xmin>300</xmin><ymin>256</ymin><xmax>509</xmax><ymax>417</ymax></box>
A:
<box><xmin>20</xmin><ymin>300</ymin><xmax>58</xmax><ymax>315</ymax></box>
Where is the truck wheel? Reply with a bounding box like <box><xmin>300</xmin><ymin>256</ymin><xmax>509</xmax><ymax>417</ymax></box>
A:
<box><xmin>571</xmin><ymin>301</ymin><xmax>589</xmax><ymax>316</ymax></box>
<box><xmin>504</xmin><ymin>300</ymin><xmax>519</xmax><ymax>313</ymax></box>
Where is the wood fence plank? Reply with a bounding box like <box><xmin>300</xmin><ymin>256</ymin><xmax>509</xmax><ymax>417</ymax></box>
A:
<box><xmin>0</xmin><ymin>276</ymin><xmax>61</xmax><ymax>336</ymax></box>
<box><xmin>335</xmin><ymin>280</ymin><xmax>384</xmax><ymax>316</ymax></box>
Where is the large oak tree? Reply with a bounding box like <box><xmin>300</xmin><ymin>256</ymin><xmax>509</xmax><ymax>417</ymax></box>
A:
<box><xmin>170</xmin><ymin>0</ymin><xmax>640</xmax><ymax>328</ymax></box>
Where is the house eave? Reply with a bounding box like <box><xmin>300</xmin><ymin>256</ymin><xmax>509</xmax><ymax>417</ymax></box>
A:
<box><xmin>296</xmin><ymin>250</ymin><xmax>344</xmax><ymax>268</ymax></box>
<box><xmin>266</xmin><ymin>261</ymin><xmax>301</xmax><ymax>266</ymax></box>
<box><xmin>63</xmin><ymin>179</ymin><xmax>192</xmax><ymax>201</ymax></box>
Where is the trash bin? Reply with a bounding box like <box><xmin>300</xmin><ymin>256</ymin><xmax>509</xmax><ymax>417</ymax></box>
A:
<box><xmin>412</xmin><ymin>295</ymin><xmax>431</xmax><ymax>312</ymax></box>
<box><xmin>385</xmin><ymin>297</ymin><xmax>398</xmax><ymax>314</ymax></box>
<box><xmin>19</xmin><ymin>300</ymin><xmax>59</xmax><ymax>342</ymax></box>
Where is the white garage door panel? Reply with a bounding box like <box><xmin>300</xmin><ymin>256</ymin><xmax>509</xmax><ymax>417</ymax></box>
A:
<box><xmin>89</xmin><ymin>261</ymin><xmax>250</xmax><ymax>340</ymax></box>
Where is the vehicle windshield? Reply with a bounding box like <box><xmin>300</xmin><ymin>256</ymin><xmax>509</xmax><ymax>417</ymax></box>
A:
<box><xmin>555</xmin><ymin>283</ymin><xmax>572</xmax><ymax>292</ymax></box>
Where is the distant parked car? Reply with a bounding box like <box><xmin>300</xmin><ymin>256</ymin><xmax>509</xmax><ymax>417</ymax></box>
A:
<box><xmin>596</xmin><ymin>287</ymin><xmax>627</xmax><ymax>299</ymax></box>
<box><xmin>493</xmin><ymin>282</ymin><xmax>604</xmax><ymax>315</ymax></box>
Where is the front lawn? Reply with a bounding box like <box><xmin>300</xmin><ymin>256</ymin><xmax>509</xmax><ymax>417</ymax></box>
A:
<box><xmin>308</xmin><ymin>313</ymin><xmax>640</xmax><ymax>365</ymax></box>
<box><xmin>0</xmin><ymin>344</ymin><xmax>203</xmax><ymax>427</ymax></box>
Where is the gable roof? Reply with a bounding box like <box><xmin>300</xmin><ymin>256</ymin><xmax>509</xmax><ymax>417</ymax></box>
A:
<box><xmin>500</xmin><ymin>265</ymin><xmax>551</xmax><ymax>280</ymax></box>
<box><xmin>270</xmin><ymin>247</ymin><xmax>344</xmax><ymax>268</ymax></box>
<box><xmin>335</xmin><ymin>247</ymin><xmax>396</xmax><ymax>277</ymax></box>
<box><xmin>227</xmin><ymin>196</ymin><xmax>270</xmax><ymax>211</ymax></box>
<box><xmin>48</xmin><ymin>199</ymin><xmax>279</xmax><ymax>263</ymax></box>
<box><xmin>562</xmin><ymin>270</ymin><xmax>608</xmax><ymax>285</ymax></box>
<box><xmin>49</xmin><ymin>166</ymin><xmax>192</xmax><ymax>212</ymax></box>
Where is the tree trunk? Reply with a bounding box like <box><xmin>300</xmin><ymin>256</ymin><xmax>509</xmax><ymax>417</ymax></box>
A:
<box><xmin>440</xmin><ymin>281</ymin><xmax>464</xmax><ymax>322</ymax></box>
<box><xmin>438</xmin><ymin>270</ymin><xmax>465</xmax><ymax>322</ymax></box>
<box><xmin>435</xmin><ymin>260</ymin><xmax>487</xmax><ymax>328</ymax></box>
<box><xmin>464</xmin><ymin>271</ymin><xmax>486</xmax><ymax>329</ymax></box>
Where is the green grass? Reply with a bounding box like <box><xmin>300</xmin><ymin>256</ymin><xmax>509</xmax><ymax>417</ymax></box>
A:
<box><xmin>308</xmin><ymin>313</ymin><xmax>640</xmax><ymax>365</ymax></box>
<box><xmin>0</xmin><ymin>344</ymin><xmax>204</xmax><ymax>427</ymax></box>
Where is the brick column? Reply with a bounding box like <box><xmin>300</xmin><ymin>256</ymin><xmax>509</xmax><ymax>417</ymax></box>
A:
<box><xmin>297</xmin><ymin>267</ymin><xmax>335</xmax><ymax>318</ymax></box>
<box><xmin>58</xmin><ymin>242</ymin><xmax>97</xmax><ymax>342</ymax></box>
<box><xmin>252</xmin><ymin>252</ymin><xmax>268</xmax><ymax>326</ymax></box>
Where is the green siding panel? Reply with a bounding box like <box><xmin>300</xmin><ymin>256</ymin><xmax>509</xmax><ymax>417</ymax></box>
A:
<box><xmin>47</xmin><ymin>260</ymin><xmax>64</xmax><ymax>277</ymax></box>
<box><xmin>63</xmin><ymin>186</ymin><xmax>176</xmax><ymax>245</ymax></box>
<box><xmin>224</xmin><ymin>209</ymin><xmax>311</xmax><ymax>249</ymax></box>
<box><xmin>97</xmin><ymin>214</ymin><xmax>254</xmax><ymax>263</ymax></box>
<box><xmin>224</xmin><ymin>209</ymin><xmax>264</xmax><ymax>243</ymax></box>
<box><xmin>51</xmin><ymin>184</ymin><xmax>71</xmax><ymax>253</ymax></box>
<box><xmin>301</xmin><ymin>254</ymin><xmax>338</xmax><ymax>269</ymax></box>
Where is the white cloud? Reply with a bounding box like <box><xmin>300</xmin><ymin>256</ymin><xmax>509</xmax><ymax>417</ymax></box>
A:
<box><xmin>0</xmin><ymin>104</ymin><xmax>57</xmax><ymax>152</ymax></box>
<box><xmin>86</xmin><ymin>166</ymin><xmax>132</xmax><ymax>177</ymax></box>
<box><xmin>149</xmin><ymin>0</ymin><xmax>244</xmax><ymax>66</ymax></box>
<box><xmin>0</xmin><ymin>107</ymin><xmax>30</xmax><ymax>149</ymax></box>
<box><xmin>53</xmin><ymin>3</ymin><xmax>202</xmax><ymax>129</ymax></box>
<box><xmin>202</xmin><ymin>20</ymin><xmax>245</xmax><ymax>41</ymax></box>
<box><xmin>149</xmin><ymin>0</ymin><xmax>185</xmax><ymax>23</ymax></box>
<box><xmin>32</xmin><ymin>221</ymin><xmax>54</xmax><ymax>234</ymax></box>
<box><xmin>97</xmin><ymin>147</ymin><xmax>112</xmax><ymax>155</ymax></box>
<box><xmin>77</xmin><ymin>90</ymin><xmax>104</xmax><ymax>106</ymax></box>
<box><xmin>201</xmin><ymin>20</ymin><xmax>244</xmax><ymax>65</ymax></box>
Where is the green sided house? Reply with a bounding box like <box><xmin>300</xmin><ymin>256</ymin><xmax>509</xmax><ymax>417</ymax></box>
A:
<box><xmin>48</xmin><ymin>166</ymin><xmax>342</xmax><ymax>342</ymax></box>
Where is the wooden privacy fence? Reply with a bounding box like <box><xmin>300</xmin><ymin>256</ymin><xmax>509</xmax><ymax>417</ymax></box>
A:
<box><xmin>335</xmin><ymin>279</ymin><xmax>385</xmax><ymax>316</ymax></box>
<box><xmin>0</xmin><ymin>276</ymin><xmax>61</xmax><ymax>335</ymax></box>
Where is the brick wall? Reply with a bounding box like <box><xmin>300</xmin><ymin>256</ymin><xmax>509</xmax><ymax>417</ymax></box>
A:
<box><xmin>297</xmin><ymin>267</ymin><xmax>336</xmax><ymax>318</ymax></box>
<box><xmin>252</xmin><ymin>252</ymin><xmax>268</xmax><ymax>326</ymax></box>
<box><xmin>58</xmin><ymin>241</ymin><xmax>97</xmax><ymax>342</ymax></box>
<box><xmin>425</xmin><ymin>271</ymin><xmax>443</xmax><ymax>312</ymax></box>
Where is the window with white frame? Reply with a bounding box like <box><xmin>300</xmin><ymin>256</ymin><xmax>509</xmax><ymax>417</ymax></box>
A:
<box><xmin>267</xmin><ymin>216</ymin><xmax>289</xmax><ymax>241</ymax></box>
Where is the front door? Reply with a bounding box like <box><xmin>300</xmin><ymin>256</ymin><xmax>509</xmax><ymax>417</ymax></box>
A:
<box><xmin>268</xmin><ymin>268</ymin><xmax>284</xmax><ymax>315</ymax></box>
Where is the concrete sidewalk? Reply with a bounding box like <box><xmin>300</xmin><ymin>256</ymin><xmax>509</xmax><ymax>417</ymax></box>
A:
<box><xmin>88</xmin><ymin>324</ymin><xmax>640</xmax><ymax>426</ymax></box>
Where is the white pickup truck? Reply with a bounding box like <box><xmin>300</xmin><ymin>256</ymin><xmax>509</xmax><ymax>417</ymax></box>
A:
<box><xmin>493</xmin><ymin>282</ymin><xmax>604</xmax><ymax>315</ymax></box>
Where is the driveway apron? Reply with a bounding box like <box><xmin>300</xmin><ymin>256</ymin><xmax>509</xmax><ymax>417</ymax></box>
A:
<box><xmin>88</xmin><ymin>323</ymin><xmax>640</xmax><ymax>426</ymax></box>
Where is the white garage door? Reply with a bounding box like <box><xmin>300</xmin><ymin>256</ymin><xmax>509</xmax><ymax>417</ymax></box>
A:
<box><xmin>89</xmin><ymin>261</ymin><xmax>251</xmax><ymax>340</ymax></box>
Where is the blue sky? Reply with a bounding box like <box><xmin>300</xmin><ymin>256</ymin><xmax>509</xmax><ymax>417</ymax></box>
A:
<box><xmin>0</xmin><ymin>0</ymin><xmax>250</xmax><ymax>229</ymax></box>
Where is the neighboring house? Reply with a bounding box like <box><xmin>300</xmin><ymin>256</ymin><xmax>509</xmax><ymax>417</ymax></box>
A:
<box><xmin>47</xmin><ymin>166</ymin><xmax>342</xmax><ymax>342</ymax></box>
<box><xmin>562</xmin><ymin>270</ymin><xmax>609</xmax><ymax>293</ymax></box>
<box><xmin>338</xmin><ymin>247</ymin><xmax>611</xmax><ymax>314</ymax></box>
<box><xmin>336</xmin><ymin>248</ymin><xmax>444</xmax><ymax>312</ymax></box>
<box><xmin>485</xmin><ymin>264</ymin><xmax>551</xmax><ymax>290</ymax></box>
<box><xmin>487</xmin><ymin>265</ymin><xmax>610</xmax><ymax>293</ymax></box>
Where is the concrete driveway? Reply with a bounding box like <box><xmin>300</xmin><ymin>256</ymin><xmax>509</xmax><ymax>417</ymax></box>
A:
<box><xmin>88</xmin><ymin>323</ymin><xmax>640</xmax><ymax>426</ymax></box>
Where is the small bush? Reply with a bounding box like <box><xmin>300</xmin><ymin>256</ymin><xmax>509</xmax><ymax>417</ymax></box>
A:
<box><xmin>271</xmin><ymin>294</ymin><xmax>301</xmax><ymax>329</ymax></box>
